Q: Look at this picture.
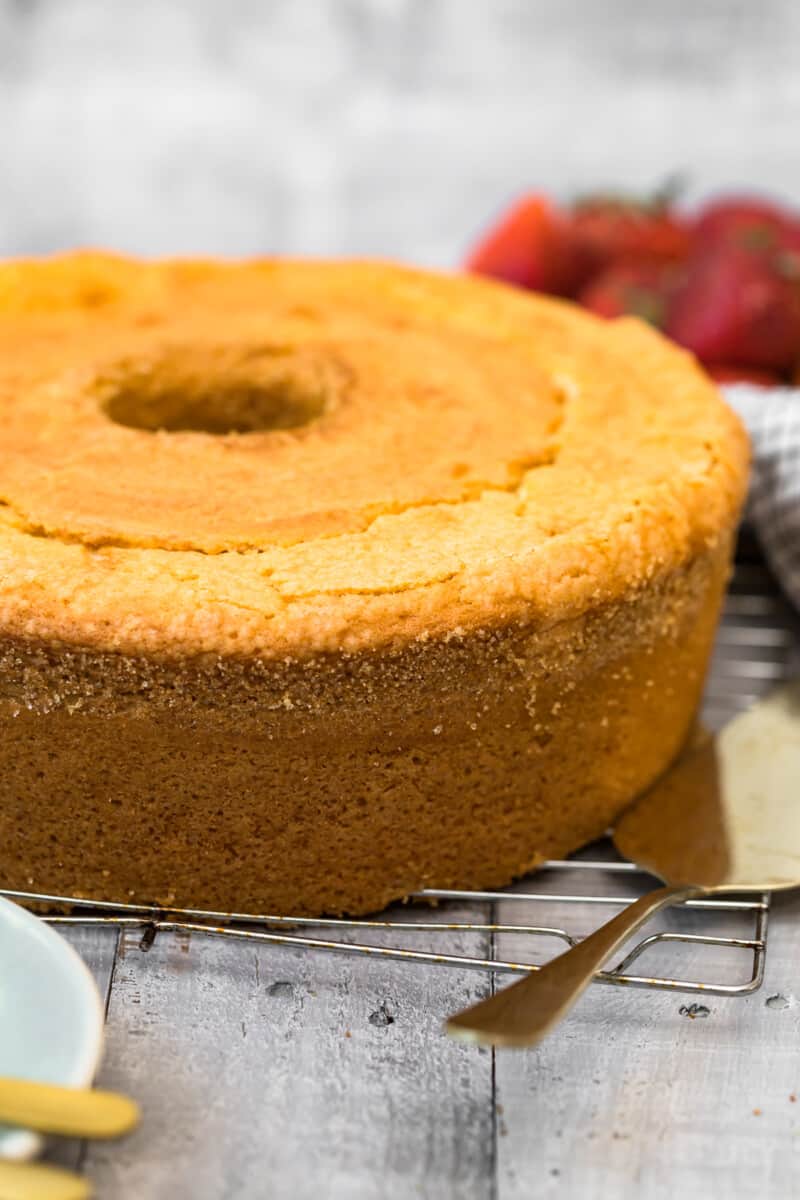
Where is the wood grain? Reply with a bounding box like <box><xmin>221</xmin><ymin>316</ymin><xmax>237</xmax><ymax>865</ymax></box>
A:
<box><xmin>495</xmin><ymin>891</ymin><xmax>800</xmax><ymax>1200</ymax></box>
<box><xmin>80</xmin><ymin>912</ymin><xmax>494</xmax><ymax>1198</ymax></box>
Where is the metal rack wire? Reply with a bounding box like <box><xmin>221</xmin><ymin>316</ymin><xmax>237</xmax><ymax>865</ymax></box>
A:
<box><xmin>0</xmin><ymin>858</ymin><xmax>770</xmax><ymax>997</ymax></box>
<box><xmin>5</xmin><ymin>548</ymin><xmax>796</xmax><ymax>999</ymax></box>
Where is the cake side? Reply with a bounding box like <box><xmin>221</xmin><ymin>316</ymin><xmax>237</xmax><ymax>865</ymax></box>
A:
<box><xmin>0</xmin><ymin>538</ymin><xmax>731</xmax><ymax>915</ymax></box>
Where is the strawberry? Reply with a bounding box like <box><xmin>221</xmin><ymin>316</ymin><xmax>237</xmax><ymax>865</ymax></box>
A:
<box><xmin>465</xmin><ymin>194</ymin><xmax>581</xmax><ymax>294</ymax></box>
<box><xmin>578</xmin><ymin>260</ymin><xmax>683</xmax><ymax>327</ymax></box>
<box><xmin>569</xmin><ymin>194</ymin><xmax>690</xmax><ymax>280</ymax></box>
<box><xmin>667</xmin><ymin>243</ymin><xmax>800</xmax><ymax>370</ymax></box>
<box><xmin>693</xmin><ymin>196</ymin><xmax>796</xmax><ymax>253</ymax></box>
<box><xmin>705</xmin><ymin>364</ymin><xmax>783</xmax><ymax>388</ymax></box>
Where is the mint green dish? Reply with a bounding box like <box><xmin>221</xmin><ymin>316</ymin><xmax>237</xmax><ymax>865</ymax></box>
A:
<box><xmin>0</xmin><ymin>896</ymin><xmax>104</xmax><ymax>1159</ymax></box>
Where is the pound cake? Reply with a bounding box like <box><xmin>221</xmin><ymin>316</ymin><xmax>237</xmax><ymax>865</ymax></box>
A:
<box><xmin>0</xmin><ymin>255</ymin><xmax>749</xmax><ymax>914</ymax></box>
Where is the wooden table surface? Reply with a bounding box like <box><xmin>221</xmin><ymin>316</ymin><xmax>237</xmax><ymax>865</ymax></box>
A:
<box><xmin>34</xmin><ymin>555</ymin><xmax>800</xmax><ymax>1199</ymax></box>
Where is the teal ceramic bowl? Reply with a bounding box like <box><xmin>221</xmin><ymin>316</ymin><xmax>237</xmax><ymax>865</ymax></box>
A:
<box><xmin>0</xmin><ymin>896</ymin><xmax>104</xmax><ymax>1159</ymax></box>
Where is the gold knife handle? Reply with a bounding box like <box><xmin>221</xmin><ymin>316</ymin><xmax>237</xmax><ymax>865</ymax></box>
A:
<box><xmin>447</xmin><ymin>883</ymin><xmax>699</xmax><ymax>1047</ymax></box>
<box><xmin>0</xmin><ymin>1077</ymin><xmax>139</xmax><ymax>1140</ymax></box>
<box><xmin>0</xmin><ymin>1159</ymin><xmax>91</xmax><ymax>1200</ymax></box>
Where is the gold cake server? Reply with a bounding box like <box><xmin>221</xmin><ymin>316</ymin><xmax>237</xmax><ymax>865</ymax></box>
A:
<box><xmin>447</xmin><ymin>679</ymin><xmax>800</xmax><ymax>1047</ymax></box>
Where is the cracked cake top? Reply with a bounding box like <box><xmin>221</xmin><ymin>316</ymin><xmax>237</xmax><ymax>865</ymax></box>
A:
<box><xmin>0</xmin><ymin>254</ymin><xmax>748</xmax><ymax>659</ymax></box>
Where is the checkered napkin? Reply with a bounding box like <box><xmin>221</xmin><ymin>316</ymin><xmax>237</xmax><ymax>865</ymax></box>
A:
<box><xmin>723</xmin><ymin>385</ymin><xmax>800</xmax><ymax>611</ymax></box>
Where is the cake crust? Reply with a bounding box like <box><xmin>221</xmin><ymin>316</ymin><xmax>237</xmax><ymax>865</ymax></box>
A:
<box><xmin>0</xmin><ymin>254</ymin><xmax>747</xmax><ymax>661</ymax></box>
<box><xmin>0</xmin><ymin>543</ymin><xmax>731</xmax><ymax>914</ymax></box>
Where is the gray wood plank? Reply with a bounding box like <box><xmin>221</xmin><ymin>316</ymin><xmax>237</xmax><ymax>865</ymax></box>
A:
<box><xmin>82</xmin><ymin>911</ymin><xmax>494</xmax><ymax>1200</ymax></box>
<box><xmin>41</xmin><ymin>926</ymin><xmax>119</xmax><ymax>1173</ymax></box>
<box><xmin>48</xmin><ymin>922</ymin><xmax>120</xmax><ymax>1005</ymax></box>
<box><xmin>495</xmin><ymin>891</ymin><xmax>800</xmax><ymax>1200</ymax></box>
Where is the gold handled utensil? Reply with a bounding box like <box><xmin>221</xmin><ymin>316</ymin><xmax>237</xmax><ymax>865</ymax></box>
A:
<box><xmin>0</xmin><ymin>1079</ymin><xmax>138</xmax><ymax>1197</ymax></box>
<box><xmin>447</xmin><ymin>679</ymin><xmax>800</xmax><ymax>1047</ymax></box>
<box><xmin>0</xmin><ymin>1078</ymin><xmax>139</xmax><ymax>1140</ymax></box>
<box><xmin>0</xmin><ymin>1160</ymin><xmax>90</xmax><ymax>1200</ymax></box>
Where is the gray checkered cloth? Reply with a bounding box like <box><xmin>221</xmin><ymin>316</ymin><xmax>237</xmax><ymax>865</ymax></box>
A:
<box><xmin>724</xmin><ymin>385</ymin><xmax>800</xmax><ymax>611</ymax></box>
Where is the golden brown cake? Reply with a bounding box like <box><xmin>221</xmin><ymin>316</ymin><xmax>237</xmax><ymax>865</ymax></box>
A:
<box><xmin>0</xmin><ymin>254</ymin><xmax>749</xmax><ymax>914</ymax></box>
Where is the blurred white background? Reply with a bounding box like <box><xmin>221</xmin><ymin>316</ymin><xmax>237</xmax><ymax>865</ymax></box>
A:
<box><xmin>1</xmin><ymin>0</ymin><xmax>799</xmax><ymax>264</ymax></box>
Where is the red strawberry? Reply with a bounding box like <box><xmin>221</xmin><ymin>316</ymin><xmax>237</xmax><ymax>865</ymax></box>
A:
<box><xmin>778</xmin><ymin>220</ymin><xmax>800</xmax><ymax>285</ymax></box>
<box><xmin>578</xmin><ymin>260</ymin><xmax>683</xmax><ymax>327</ymax></box>
<box><xmin>465</xmin><ymin>194</ymin><xmax>581</xmax><ymax>295</ymax></box>
<box><xmin>569</xmin><ymin>194</ymin><xmax>690</xmax><ymax>280</ymax></box>
<box><xmin>694</xmin><ymin>198</ymin><xmax>800</xmax><ymax>308</ymax></box>
<box><xmin>667</xmin><ymin>243</ymin><xmax>800</xmax><ymax>370</ymax></box>
<box><xmin>693</xmin><ymin>196</ymin><xmax>796</xmax><ymax>253</ymax></box>
<box><xmin>705</xmin><ymin>364</ymin><xmax>783</xmax><ymax>388</ymax></box>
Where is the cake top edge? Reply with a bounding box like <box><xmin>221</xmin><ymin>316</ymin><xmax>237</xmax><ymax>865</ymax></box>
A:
<box><xmin>0</xmin><ymin>253</ymin><xmax>749</xmax><ymax>659</ymax></box>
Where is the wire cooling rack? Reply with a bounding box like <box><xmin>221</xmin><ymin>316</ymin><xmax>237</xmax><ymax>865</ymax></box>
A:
<box><xmin>5</xmin><ymin>544</ymin><xmax>797</xmax><ymax>999</ymax></box>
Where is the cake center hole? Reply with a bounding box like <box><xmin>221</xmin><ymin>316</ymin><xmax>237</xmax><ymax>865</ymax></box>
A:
<box><xmin>101</xmin><ymin>346</ymin><xmax>333</xmax><ymax>435</ymax></box>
